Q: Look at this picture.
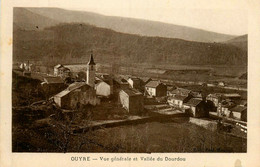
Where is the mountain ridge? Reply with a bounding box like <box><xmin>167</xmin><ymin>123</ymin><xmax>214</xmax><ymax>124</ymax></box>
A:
<box><xmin>13</xmin><ymin>23</ymin><xmax>247</xmax><ymax>67</ymax></box>
<box><xmin>15</xmin><ymin>7</ymin><xmax>236</xmax><ymax>43</ymax></box>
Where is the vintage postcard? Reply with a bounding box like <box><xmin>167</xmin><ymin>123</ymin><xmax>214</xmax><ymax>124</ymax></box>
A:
<box><xmin>1</xmin><ymin>0</ymin><xmax>260</xmax><ymax>166</ymax></box>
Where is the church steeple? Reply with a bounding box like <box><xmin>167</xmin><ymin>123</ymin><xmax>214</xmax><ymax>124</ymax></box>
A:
<box><xmin>88</xmin><ymin>51</ymin><xmax>96</xmax><ymax>65</ymax></box>
<box><xmin>86</xmin><ymin>51</ymin><xmax>96</xmax><ymax>87</ymax></box>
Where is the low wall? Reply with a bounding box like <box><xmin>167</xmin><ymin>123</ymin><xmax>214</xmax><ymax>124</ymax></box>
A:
<box><xmin>189</xmin><ymin>117</ymin><xmax>218</xmax><ymax>131</ymax></box>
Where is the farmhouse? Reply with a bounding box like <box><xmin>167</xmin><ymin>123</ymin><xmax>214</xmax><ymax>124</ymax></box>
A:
<box><xmin>95</xmin><ymin>80</ymin><xmax>113</xmax><ymax>97</ymax></box>
<box><xmin>223</xmin><ymin>93</ymin><xmax>241</xmax><ymax>100</ymax></box>
<box><xmin>218</xmin><ymin>81</ymin><xmax>225</xmax><ymax>87</ymax></box>
<box><xmin>41</xmin><ymin>77</ymin><xmax>67</xmax><ymax>96</ymax></box>
<box><xmin>145</xmin><ymin>80</ymin><xmax>167</xmax><ymax>97</ymax></box>
<box><xmin>20</xmin><ymin>60</ymin><xmax>32</xmax><ymax>71</ymax></box>
<box><xmin>168</xmin><ymin>87</ymin><xmax>191</xmax><ymax>97</ymax></box>
<box><xmin>54</xmin><ymin>64</ymin><xmax>71</xmax><ymax>78</ymax></box>
<box><xmin>167</xmin><ymin>95</ymin><xmax>191</xmax><ymax>108</ymax></box>
<box><xmin>54</xmin><ymin>82</ymin><xmax>100</xmax><ymax>109</ymax></box>
<box><xmin>119</xmin><ymin>88</ymin><xmax>144</xmax><ymax>114</ymax></box>
<box><xmin>127</xmin><ymin>77</ymin><xmax>143</xmax><ymax>91</ymax></box>
<box><xmin>229</xmin><ymin>105</ymin><xmax>247</xmax><ymax>122</ymax></box>
<box><xmin>140</xmin><ymin>77</ymin><xmax>152</xmax><ymax>85</ymax></box>
<box><xmin>112</xmin><ymin>76</ymin><xmax>130</xmax><ymax>96</ymax></box>
<box><xmin>183</xmin><ymin>98</ymin><xmax>208</xmax><ymax>118</ymax></box>
<box><xmin>167</xmin><ymin>86</ymin><xmax>177</xmax><ymax>96</ymax></box>
<box><xmin>206</xmin><ymin>93</ymin><xmax>223</xmax><ymax>107</ymax></box>
<box><xmin>23</xmin><ymin>70</ymin><xmax>31</xmax><ymax>77</ymax></box>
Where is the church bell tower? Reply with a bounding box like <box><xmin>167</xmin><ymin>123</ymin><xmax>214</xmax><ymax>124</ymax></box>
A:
<box><xmin>86</xmin><ymin>52</ymin><xmax>96</xmax><ymax>87</ymax></box>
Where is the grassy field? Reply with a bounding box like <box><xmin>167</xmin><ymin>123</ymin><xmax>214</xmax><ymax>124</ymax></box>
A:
<box><xmin>13</xmin><ymin>120</ymin><xmax>246</xmax><ymax>152</ymax></box>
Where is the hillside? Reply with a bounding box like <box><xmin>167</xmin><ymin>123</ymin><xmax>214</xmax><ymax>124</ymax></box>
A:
<box><xmin>13</xmin><ymin>23</ymin><xmax>247</xmax><ymax>66</ymax></box>
<box><xmin>13</xmin><ymin>8</ymin><xmax>59</xmax><ymax>31</ymax></box>
<box><xmin>225</xmin><ymin>35</ymin><xmax>247</xmax><ymax>51</ymax></box>
<box><xmin>15</xmin><ymin>7</ymin><xmax>236</xmax><ymax>43</ymax></box>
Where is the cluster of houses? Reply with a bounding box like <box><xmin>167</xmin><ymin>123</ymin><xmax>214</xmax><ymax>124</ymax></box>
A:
<box><xmin>40</xmin><ymin>53</ymin><xmax>246</xmax><ymax>122</ymax></box>
<box><xmin>207</xmin><ymin>93</ymin><xmax>247</xmax><ymax>121</ymax></box>
<box><xmin>19</xmin><ymin>60</ymin><xmax>32</xmax><ymax>76</ymax></box>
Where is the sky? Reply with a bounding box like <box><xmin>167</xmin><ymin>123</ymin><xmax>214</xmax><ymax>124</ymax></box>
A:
<box><xmin>62</xmin><ymin>0</ymin><xmax>248</xmax><ymax>35</ymax></box>
<box><xmin>13</xmin><ymin>0</ymin><xmax>248</xmax><ymax>35</ymax></box>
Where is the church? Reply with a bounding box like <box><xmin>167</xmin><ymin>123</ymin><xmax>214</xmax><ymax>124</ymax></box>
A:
<box><xmin>53</xmin><ymin>53</ymin><xmax>100</xmax><ymax>109</ymax></box>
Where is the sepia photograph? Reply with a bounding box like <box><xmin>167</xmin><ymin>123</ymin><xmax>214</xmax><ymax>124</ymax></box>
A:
<box><xmin>11</xmin><ymin>5</ymin><xmax>249</xmax><ymax>153</ymax></box>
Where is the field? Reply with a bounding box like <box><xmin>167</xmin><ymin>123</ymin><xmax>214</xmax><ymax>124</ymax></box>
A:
<box><xmin>13</xmin><ymin>120</ymin><xmax>247</xmax><ymax>152</ymax></box>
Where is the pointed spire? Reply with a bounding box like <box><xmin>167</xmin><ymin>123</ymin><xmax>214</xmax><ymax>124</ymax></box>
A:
<box><xmin>88</xmin><ymin>50</ymin><xmax>96</xmax><ymax>65</ymax></box>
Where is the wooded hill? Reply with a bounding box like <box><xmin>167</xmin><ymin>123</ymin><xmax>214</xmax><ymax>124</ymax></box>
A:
<box><xmin>13</xmin><ymin>23</ymin><xmax>247</xmax><ymax>66</ymax></box>
<box><xmin>15</xmin><ymin>7</ymin><xmax>236</xmax><ymax>43</ymax></box>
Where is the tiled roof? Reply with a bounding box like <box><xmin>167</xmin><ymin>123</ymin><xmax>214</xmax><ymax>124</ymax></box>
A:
<box><xmin>122</xmin><ymin>88</ymin><xmax>142</xmax><ymax>96</ymax></box>
<box><xmin>54</xmin><ymin>90</ymin><xmax>70</xmax><ymax>98</ymax></box>
<box><xmin>54</xmin><ymin>64</ymin><xmax>63</xmax><ymax>68</ymax></box>
<box><xmin>230</xmin><ymin>105</ymin><xmax>247</xmax><ymax>113</ymax></box>
<box><xmin>145</xmin><ymin>80</ymin><xmax>161</xmax><ymax>88</ymax></box>
<box><xmin>67</xmin><ymin>82</ymin><xmax>89</xmax><ymax>91</ymax></box>
<box><xmin>169</xmin><ymin>95</ymin><xmax>189</xmax><ymax>101</ymax></box>
<box><xmin>184</xmin><ymin>98</ymin><xmax>203</xmax><ymax>106</ymax></box>
<box><xmin>54</xmin><ymin>82</ymin><xmax>90</xmax><ymax>98</ymax></box>
<box><xmin>113</xmin><ymin>77</ymin><xmax>128</xmax><ymax>84</ymax></box>
<box><xmin>167</xmin><ymin>86</ymin><xmax>177</xmax><ymax>91</ymax></box>
<box><xmin>44</xmin><ymin>77</ymin><xmax>64</xmax><ymax>84</ymax></box>
<box><xmin>170</xmin><ymin>87</ymin><xmax>191</xmax><ymax>95</ymax></box>
<box><xmin>139</xmin><ymin>77</ymin><xmax>151</xmax><ymax>83</ymax></box>
<box><xmin>128</xmin><ymin>77</ymin><xmax>141</xmax><ymax>82</ymax></box>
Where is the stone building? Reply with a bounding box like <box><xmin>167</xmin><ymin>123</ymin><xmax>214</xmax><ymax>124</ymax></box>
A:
<box><xmin>53</xmin><ymin>53</ymin><xmax>100</xmax><ymax>109</ymax></box>
<box><xmin>119</xmin><ymin>88</ymin><xmax>144</xmax><ymax>114</ymax></box>
<box><xmin>95</xmin><ymin>80</ymin><xmax>112</xmax><ymax>97</ymax></box>
<box><xmin>145</xmin><ymin>80</ymin><xmax>167</xmax><ymax>97</ymax></box>
<box><xmin>183</xmin><ymin>98</ymin><xmax>208</xmax><ymax>118</ymax></box>
<box><xmin>54</xmin><ymin>82</ymin><xmax>100</xmax><ymax>109</ymax></box>
<box><xmin>127</xmin><ymin>77</ymin><xmax>143</xmax><ymax>92</ymax></box>
<box><xmin>53</xmin><ymin>64</ymin><xmax>71</xmax><ymax>78</ymax></box>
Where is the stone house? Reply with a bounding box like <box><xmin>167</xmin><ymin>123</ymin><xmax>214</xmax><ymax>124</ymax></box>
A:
<box><xmin>229</xmin><ymin>105</ymin><xmax>247</xmax><ymax>122</ymax></box>
<box><xmin>54</xmin><ymin>64</ymin><xmax>71</xmax><ymax>78</ymax></box>
<box><xmin>54</xmin><ymin>82</ymin><xmax>100</xmax><ymax>109</ymax></box>
<box><xmin>41</xmin><ymin>77</ymin><xmax>67</xmax><ymax>97</ymax></box>
<box><xmin>95</xmin><ymin>80</ymin><xmax>113</xmax><ymax>98</ymax></box>
<box><xmin>167</xmin><ymin>94</ymin><xmax>192</xmax><ymax>108</ymax></box>
<box><xmin>119</xmin><ymin>88</ymin><xmax>144</xmax><ymax>114</ymax></box>
<box><xmin>183</xmin><ymin>98</ymin><xmax>208</xmax><ymax>118</ymax></box>
<box><xmin>206</xmin><ymin>93</ymin><xmax>223</xmax><ymax>107</ymax></box>
<box><xmin>127</xmin><ymin>77</ymin><xmax>143</xmax><ymax>92</ymax></box>
<box><xmin>145</xmin><ymin>80</ymin><xmax>167</xmax><ymax>97</ymax></box>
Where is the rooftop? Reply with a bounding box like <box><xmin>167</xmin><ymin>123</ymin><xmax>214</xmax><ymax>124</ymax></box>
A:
<box><xmin>67</xmin><ymin>82</ymin><xmax>89</xmax><ymax>91</ymax></box>
<box><xmin>54</xmin><ymin>82</ymin><xmax>91</xmax><ymax>98</ymax></box>
<box><xmin>54</xmin><ymin>64</ymin><xmax>63</xmax><ymax>69</ymax></box>
<box><xmin>44</xmin><ymin>77</ymin><xmax>64</xmax><ymax>84</ymax></box>
<box><xmin>223</xmin><ymin>93</ymin><xmax>241</xmax><ymax>98</ymax></box>
<box><xmin>88</xmin><ymin>53</ymin><xmax>96</xmax><ymax>65</ymax></box>
<box><xmin>145</xmin><ymin>80</ymin><xmax>162</xmax><ymax>88</ymax></box>
<box><xmin>230</xmin><ymin>105</ymin><xmax>247</xmax><ymax>113</ymax></box>
<box><xmin>169</xmin><ymin>95</ymin><xmax>189</xmax><ymax>101</ymax></box>
<box><xmin>54</xmin><ymin>90</ymin><xmax>71</xmax><ymax>98</ymax></box>
<box><xmin>170</xmin><ymin>87</ymin><xmax>191</xmax><ymax>96</ymax></box>
<box><xmin>113</xmin><ymin>77</ymin><xmax>128</xmax><ymax>84</ymax></box>
<box><xmin>122</xmin><ymin>88</ymin><xmax>142</xmax><ymax>96</ymax></box>
<box><xmin>139</xmin><ymin>77</ymin><xmax>151</xmax><ymax>83</ymax></box>
<box><xmin>184</xmin><ymin>98</ymin><xmax>203</xmax><ymax>106</ymax></box>
<box><xmin>128</xmin><ymin>77</ymin><xmax>141</xmax><ymax>82</ymax></box>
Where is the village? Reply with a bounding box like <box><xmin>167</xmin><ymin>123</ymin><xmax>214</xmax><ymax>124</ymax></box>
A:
<box><xmin>13</xmin><ymin>52</ymin><xmax>247</xmax><ymax>138</ymax></box>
